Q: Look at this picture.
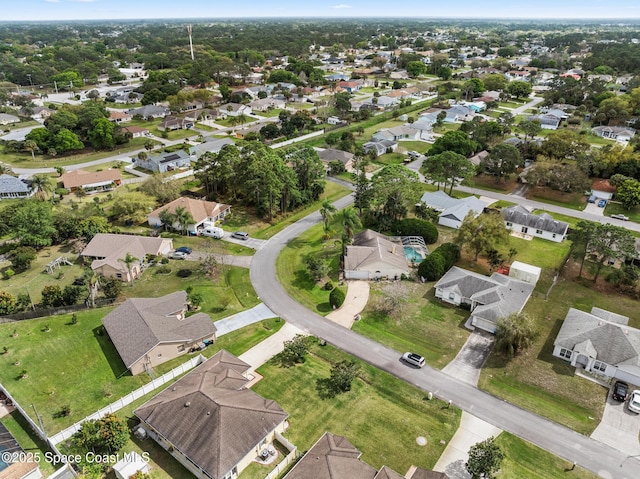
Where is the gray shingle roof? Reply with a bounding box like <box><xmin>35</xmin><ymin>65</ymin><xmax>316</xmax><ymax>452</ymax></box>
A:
<box><xmin>435</xmin><ymin>266</ymin><xmax>534</xmax><ymax>326</ymax></box>
<box><xmin>102</xmin><ymin>291</ymin><xmax>217</xmax><ymax>368</ymax></box>
<box><xmin>554</xmin><ymin>307</ymin><xmax>640</xmax><ymax>367</ymax></box>
<box><xmin>135</xmin><ymin>350</ymin><xmax>287</xmax><ymax>479</ymax></box>
<box><xmin>344</xmin><ymin>230</ymin><xmax>408</xmax><ymax>273</ymax></box>
<box><xmin>0</xmin><ymin>174</ymin><xmax>31</xmax><ymax>194</ymax></box>
<box><xmin>502</xmin><ymin>205</ymin><xmax>568</xmax><ymax>236</ymax></box>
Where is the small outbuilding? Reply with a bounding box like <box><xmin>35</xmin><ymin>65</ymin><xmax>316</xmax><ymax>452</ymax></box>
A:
<box><xmin>112</xmin><ymin>452</ymin><xmax>150</xmax><ymax>479</ymax></box>
<box><xmin>508</xmin><ymin>261</ymin><xmax>541</xmax><ymax>285</ymax></box>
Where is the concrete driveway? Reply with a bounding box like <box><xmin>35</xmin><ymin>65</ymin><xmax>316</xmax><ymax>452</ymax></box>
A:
<box><xmin>584</xmin><ymin>202</ymin><xmax>605</xmax><ymax>216</ymax></box>
<box><xmin>442</xmin><ymin>330</ymin><xmax>495</xmax><ymax>386</ymax></box>
<box><xmin>591</xmin><ymin>390</ymin><xmax>640</xmax><ymax>457</ymax></box>
<box><xmin>326</xmin><ymin>281</ymin><xmax>370</xmax><ymax>329</ymax></box>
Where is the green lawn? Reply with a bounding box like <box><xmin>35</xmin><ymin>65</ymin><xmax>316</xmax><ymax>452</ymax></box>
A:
<box><xmin>353</xmin><ymin>286</ymin><xmax>470</xmax><ymax>369</ymax></box>
<box><xmin>252</xmin><ymin>343</ymin><xmax>461</xmax><ymax>473</ymax></box>
<box><xmin>0</xmin><ymin>312</ymin><xmax>282</xmax><ymax>435</ymax></box>
<box><xmin>276</xmin><ymin>221</ymin><xmax>342</xmax><ymax>314</ymax></box>
<box><xmin>495</xmin><ymin>432</ymin><xmax>600</xmax><ymax>479</ymax></box>
<box><xmin>0</xmin><ymin>243</ymin><xmax>89</xmax><ymax>304</ymax></box>
<box><xmin>605</xmin><ymin>201</ymin><xmax>640</xmax><ymax>223</ymax></box>
<box><xmin>526</xmin><ymin>187</ymin><xmax>586</xmax><ymax>211</ymax></box>
<box><xmin>160</xmin><ymin>232</ymin><xmax>255</xmax><ymax>256</ymax></box>
<box><xmin>126</xmin><ymin>263</ymin><xmax>260</xmax><ymax>319</ymax></box>
<box><xmin>222</xmin><ymin>181</ymin><xmax>352</xmax><ymax>241</ymax></box>
<box><xmin>477</xmin><ymin>275</ymin><xmax>635</xmax><ymax>435</ymax></box>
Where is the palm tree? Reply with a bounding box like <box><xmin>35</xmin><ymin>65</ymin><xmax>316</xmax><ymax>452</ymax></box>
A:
<box><xmin>54</xmin><ymin>166</ymin><xmax>64</xmax><ymax>177</ymax></box>
<box><xmin>158</xmin><ymin>209</ymin><xmax>176</xmax><ymax>232</ymax></box>
<box><xmin>319</xmin><ymin>200</ymin><xmax>337</xmax><ymax>236</ymax></box>
<box><xmin>0</xmin><ymin>163</ymin><xmax>13</xmax><ymax>175</ymax></box>
<box><xmin>174</xmin><ymin>206</ymin><xmax>194</xmax><ymax>236</ymax></box>
<box><xmin>118</xmin><ymin>252</ymin><xmax>139</xmax><ymax>285</ymax></box>
<box><xmin>24</xmin><ymin>140</ymin><xmax>38</xmax><ymax>161</ymax></box>
<box><xmin>30</xmin><ymin>174</ymin><xmax>54</xmax><ymax>201</ymax></box>
<box><xmin>341</xmin><ymin>207</ymin><xmax>361</xmax><ymax>242</ymax></box>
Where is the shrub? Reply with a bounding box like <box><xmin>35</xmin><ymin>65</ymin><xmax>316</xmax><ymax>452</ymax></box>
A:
<box><xmin>9</xmin><ymin>246</ymin><xmax>37</xmax><ymax>273</ymax></box>
<box><xmin>101</xmin><ymin>277</ymin><xmax>122</xmax><ymax>299</ymax></box>
<box><xmin>418</xmin><ymin>253</ymin><xmax>445</xmax><ymax>281</ymax></box>
<box><xmin>161</xmin><ymin>257</ymin><xmax>169</xmax><ymax>264</ymax></box>
<box><xmin>155</xmin><ymin>265</ymin><xmax>172</xmax><ymax>274</ymax></box>
<box><xmin>324</xmin><ymin>281</ymin><xmax>334</xmax><ymax>291</ymax></box>
<box><xmin>4</xmin><ymin>269</ymin><xmax>15</xmax><ymax>280</ymax></box>
<box><xmin>393</xmin><ymin>218</ymin><xmax>438</xmax><ymax>244</ymax></box>
<box><xmin>176</xmin><ymin>269</ymin><xmax>193</xmax><ymax>278</ymax></box>
<box><xmin>0</xmin><ymin>291</ymin><xmax>16</xmax><ymax>315</ymax></box>
<box><xmin>329</xmin><ymin>287</ymin><xmax>346</xmax><ymax>309</ymax></box>
<box><xmin>438</xmin><ymin>243</ymin><xmax>461</xmax><ymax>269</ymax></box>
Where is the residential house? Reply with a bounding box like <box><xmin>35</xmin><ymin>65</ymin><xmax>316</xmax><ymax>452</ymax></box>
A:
<box><xmin>325</xmin><ymin>73</ymin><xmax>350</xmax><ymax>82</ymax></box>
<box><xmin>316</xmin><ymin>148</ymin><xmax>355</xmax><ymax>172</ymax></box>
<box><xmin>218</xmin><ymin>103</ymin><xmax>252</xmax><ymax>118</ymax></box>
<box><xmin>134</xmin><ymin>150</ymin><xmax>191</xmax><ymax>173</ymax></box>
<box><xmin>102</xmin><ymin>291</ymin><xmax>217</xmax><ymax>375</ymax></box>
<box><xmin>81</xmin><ymin>233</ymin><xmax>173</xmax><ymax>282</ymax></box>
<box><xmin>363</xmin><ymin>139</ymin><xmax>397</xmax><ymax>157</ymax></box>
<box><xmin>591</xmin><ymin>126</ymin><xmax>636</xmax><ymax>143</ymax></box>
<box><xmin>469</xmin><ymin>150</ymin><xmax>489</xmax><ymax>167</ymax></box>
<box><xmin>502</xmin><ymin>205</ymin><xmax>569</xmax><ymax>242</ymax></box>
<box><xmin>344</xmin><ymin>230</ymin><xmax>409</xmax><ymax>280</ymax></box>
<box><xmin>108</xmin><ymin>110</ymin><xmax>132</xmax><ymax>124</ymax></box>
<box><xmin>372</xmin><ymin>125</ymin><xmax>419</xmax><ymax>142</ymax></box>
<box><xmin>591</xmin><ymin>179</ymin><xmax>617</xmax><ymax>201</ymax></box>
<box><xmin>61</xmin><ymin>168</ymin><xmax>122</xmax><ymax>193</ymax></box>
<box><xmin>283</xmin><ymin>432</ymin><xmax>448</xmax><ymax>479</ymax></box>
<box><xmin>189</xmin><ymin>138</ymin><xmax>235</xmax><ymax>160</ymax></box>
<box><xmin>0</xmin><ymin>421</ymin><xmax>42</xmax><ymax>479</ymax></box>
<box><xmin>180</xmin><ymin>100</ymin><xmax>205</xmax><ymax>112</ymax></box>
<box><xmin>249</xmin><ymin>98</ymin><xmax>285</xmax><ymax>112</ymax></box>
<box><xmin>128</xmin><ymin>105</ymin><xmax>170</xmax><ymax>120</ymax></box>
<box><xmin>30</xmin><ymin>106</ymin><xmax>52</xmax><ymax>121</ymax></box>
<box><xmin>148</xmin><ymin>196</ymin><xmax>232</xmax><ymax>235</ymax></box>
<box><xmin>121</xmin><ymin>125</ymin><xmax>150</xmax><ymax>138</ymax></box>
<box><xmin>0</xmin><ymin>174</ymin><xmax>34</xmax><ymax>200</ymax></box>
<box><xmin>135</xmin><ymin>350</ymin><xmax>288</xmax><ymax>479</ymax></box>
<box><xmin>420</xmin><ymin>190</ymin><xmax>488</xmax><ymax>229</ymax></box>
<box><xmin>0</xmin><ymin>113</ymin><xmax>20</xmax><ymax>125</ymax></box>
<box><xmin>336</xmin><ymin>80</ymin><xmax>363</xmax><ymax>93</ymax></box>
<box><xmin>158</xmin><ymin>116</ymin><xmax>193</xmax><ymax>132</ymax></box>
<box><xmin>528</xmin><ymin>108</ymin><xmax>568</xmax><ymax>130</ymax></box>
<box><xmin>326</xmin><ymin>116</ymin><xmax>343</xmax><ymax>125</ymax></box>
<box><xmin>553</xmin><ymin>307</ymin><xmax>640</xmax><ymax>385</ymax></box>
<box><xmin>434</xmin><ymin>266</ymin><xmax>535</xmax><ymax>333</ymax></box>
<box><xmin>184</xmin><ymin>109</ymin><xmax>220</xmax><ymax>123</ymax></box>
<box><xmin>444</xmin><ymin>105</ymin><xmax>474</xmax><ymax>123</ymax></box>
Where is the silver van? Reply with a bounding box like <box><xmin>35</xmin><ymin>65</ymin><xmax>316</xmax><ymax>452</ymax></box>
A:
<box><xmin>401</xmin><ymin>352</ymin><xmax>426</xmax><ymax>368</ymax></box>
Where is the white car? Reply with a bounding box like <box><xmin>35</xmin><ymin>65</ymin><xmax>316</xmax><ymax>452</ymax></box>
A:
<box><xmin>401</xmin><ymin>352</ymin><xmax>426</xmax><ymax>368</ymax></box>
<box><xmin>611</xmin><ymin>214</ymin><xmax>629</xmax><ymax>221</ymax></box>
<box><xmin>168</xmin><ymin>251</ymin><xmax>188</xmax><ymax>260</ymax></box>
<box><xmin>628</xmin><ymin>390</ymin><xmax>640</xmax><ymax>414</ymax></box>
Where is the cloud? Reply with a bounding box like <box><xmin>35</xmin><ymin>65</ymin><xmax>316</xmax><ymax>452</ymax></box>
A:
<box><xmin>331</xmin><ymin>4</ymin><xmax>352</xmax><ymax>9</ymax></box>
<box><xmin>44</xmin><ymin>0</ymin><xmax>60</xmax><ymax>3</ymax></box>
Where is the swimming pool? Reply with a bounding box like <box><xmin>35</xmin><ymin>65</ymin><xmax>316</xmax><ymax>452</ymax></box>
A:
<box><xmin>0</xmin><ymin>445</ymin><xmax>9</xmax><ymax>472</ymax></box>
<box><xmin>404</xmin><ymin>245</ymin><xmax>425</xmax><ymax>263</ymax></box>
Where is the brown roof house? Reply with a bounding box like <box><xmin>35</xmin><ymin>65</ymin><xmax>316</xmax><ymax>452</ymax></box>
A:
<box><xmin>283</xmin><ymin>432</ymin><xmax>448</xmax><ymax>479</ymax></box>
<box><xmin>102</xmin><ymin>291</ymin><xmax>217</xmax><ymax>375</ymax></box>
<box><xmin>344</xmin><ymin>230</ymin><xmax>409</xmax><ymax>280</ymax></box>
<box><xmin>148</xmin><ymin>196</ymin><xmax>232</xmax><ymax>235</ymax></box>
<box><xmin>81</xmin><ymin>233</ymin><xmax>173</xmax><ymax>282</ymax></box>
<box><xmin>135</xmin><ymin>350</ymin><xmax>288</xmax><ymax>479</ymax></box>
<box><xmin>61</xmin><ymin>168</ymin><xmax>122</xmax><ymax>193</ymax></box>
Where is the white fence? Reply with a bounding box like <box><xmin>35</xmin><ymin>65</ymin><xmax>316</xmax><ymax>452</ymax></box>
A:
<box><xmin>48</xmin><ymin>354</ymin><xmax>206</xmax><ymax>445</ymax></box>
<box><xmin>0</xmin><ymin>383</ymin><xmax>47</xmax><ymax>441</ymax></box>
<box><xmin>264</xmin><ymin>433</ymin><xmax>299</xmax><ymax>479</ymax></box>
<box><xmin>270</xmin><ymin>130</ymin><xmax>324</xmax><ymax>149</ymax></box>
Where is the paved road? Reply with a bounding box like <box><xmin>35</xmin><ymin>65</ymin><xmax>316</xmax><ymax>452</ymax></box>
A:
<box><xmin>250</xmin><ymin>193</ymin><xmax>640</xmax><ymax>479</ymax></box>
<box><xmin>456</xmin><ymin>185</ymin><xmax>640</xmax><ymax>231</ymax></box>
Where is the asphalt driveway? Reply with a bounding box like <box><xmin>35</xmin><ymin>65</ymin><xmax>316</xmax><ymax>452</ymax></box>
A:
<box><xmin>591</xmin><ymin>389</ymin><xmax>640</xmax><ymax>457</ymax></box>
<box><xmin>442</xmin><ymin>330</ymin><xmax>495</xmax><ymax>386</ymax></box>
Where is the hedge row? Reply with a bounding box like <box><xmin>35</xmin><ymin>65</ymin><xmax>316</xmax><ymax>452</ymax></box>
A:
<box><xmin>418</xmin><ymin>242</ymin><xmax>460</xmax><ymax>281</ymax></box>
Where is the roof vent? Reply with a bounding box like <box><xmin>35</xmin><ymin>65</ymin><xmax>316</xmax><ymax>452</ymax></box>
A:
<box><xmin>184</xmin><ymin>402</ymin><xmax>191</xmax><ymax>407</ymax></box>
<box><xmin>207</xmin><ymin>411</ymin><xmax>211</xmax><ymax>415</ymax></box>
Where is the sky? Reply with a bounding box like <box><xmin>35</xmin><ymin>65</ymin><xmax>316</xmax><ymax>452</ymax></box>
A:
<box><xmin>2</xmin><ymin>0</ymin><xmax>640</xmax><ymax>21</ymax></box>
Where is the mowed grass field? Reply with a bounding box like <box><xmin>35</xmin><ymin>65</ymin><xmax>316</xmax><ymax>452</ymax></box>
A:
<box><xmin>0</xmin><ymin>310</ymin><xmax>282</xmax><ymax>434</ymax></box>
<box><xmin>252</xmin><ymin>343</ymin><xmax>461</xmax><ymax>473</ymax></box>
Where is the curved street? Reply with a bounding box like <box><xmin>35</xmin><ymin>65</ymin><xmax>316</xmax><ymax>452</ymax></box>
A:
<box><xmin>250</xmin><ymin>193</ymin><xmax>640</xmax><ymax>479</ymax></box>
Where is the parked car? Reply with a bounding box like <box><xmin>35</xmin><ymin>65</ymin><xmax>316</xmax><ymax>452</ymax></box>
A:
<box><xmin>231</xmin><ymin>231</ymin><xmax>249</xmax><ymax>241</ymax></box>
<box><xmin>401</xmin><ymin>352</ymin><xmax>426</xmax><ymax>368</ymax></box>
<box><xmin>175</xmin><ymin>246</ymin><xmax>192</xmax><ymax>254</ymax></box>
<box><xmin>597</xmin><ymin>199</ymin><xmax>607</xmax><ymax>208</ymax></box>
<box><xmin>611</xmin><ymin>214</ymin><xmax>629</xmax><ymax>221</ymax></box>
<box><xmin>168</xmin><ymin>251</ymin><xmax>188</xmax><ymax>260</ymax></box>
<box><xmin>627</xmin><ymin>390</ymin><xmax>640</xmax><ymax>414</ymax></box>
<box><xmin>612</xmin><ymin>381</ymin><xmax>629</xmax><ymax>402</ymax></box>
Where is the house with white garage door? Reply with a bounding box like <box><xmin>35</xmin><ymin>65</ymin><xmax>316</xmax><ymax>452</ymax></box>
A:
<box><xmin>553</xmin><ymin>307</ymin><xmax>640</xmax><ymax>385</ymax></box>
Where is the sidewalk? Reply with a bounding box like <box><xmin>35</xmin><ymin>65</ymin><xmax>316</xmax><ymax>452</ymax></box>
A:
<box><xmin>326</xmin><ymin>281</ymin><xmax>370</xmax><ymax>329</ymax></box>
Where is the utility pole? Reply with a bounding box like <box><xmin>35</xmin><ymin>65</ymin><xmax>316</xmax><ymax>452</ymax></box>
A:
<box><xmin>54</xmin><ymin>80</ymin><xmax>58</xmax><ymax>95</ymax></box>
<box><xmin>31</xmin><ymin>404</ymin><xmax>46</xmax><ymax>436</ymax></box>
<box><xmin>25</xmin><ymin>286</ymin><xmax>35</xmax><ymax>311</ymax></box>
